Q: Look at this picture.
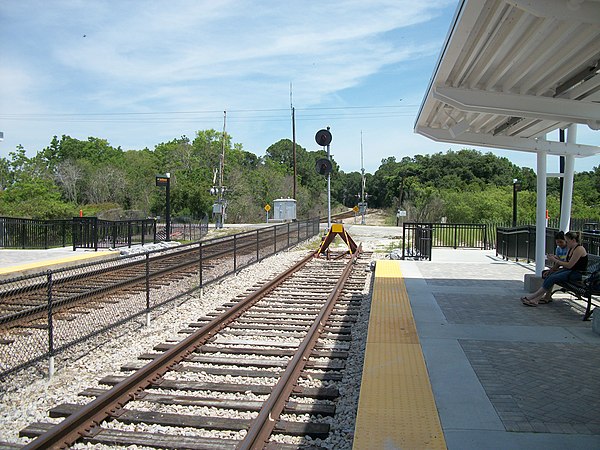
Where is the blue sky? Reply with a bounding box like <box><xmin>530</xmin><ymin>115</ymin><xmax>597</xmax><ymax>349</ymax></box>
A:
<box><xmin>1</xmin><ymin>0</ymin><xmax>599</xmax><ymax>175</ymax></box>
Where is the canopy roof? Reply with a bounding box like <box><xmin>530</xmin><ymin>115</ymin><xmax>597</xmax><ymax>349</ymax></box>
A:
<box><xmin>415</xmin><ymin>0</ymin><xmax>600</xmax><ymax>157</ymax></box>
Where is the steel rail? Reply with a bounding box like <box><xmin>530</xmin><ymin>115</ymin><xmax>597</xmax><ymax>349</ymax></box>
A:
<box><xmin>21</xmin><ymin>250</ymin><xmax>317</xmax><ymax>450</ymax></box>
<box><xmin>238</xmin><ymin>244</ymin><xmax>363</xmax><ymax>450</ymax></box>
<box><xmin>0</xmin><ymin>233</ymin><xmax>282</xmax><ymax>326</ymax></box>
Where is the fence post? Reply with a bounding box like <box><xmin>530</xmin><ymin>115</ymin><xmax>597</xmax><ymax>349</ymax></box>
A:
<box><xmin>128</xmin><ymin>221</ymin><xmax>132</xmax><ymax>248</ymax></box>
<box><xmin>93</xmin><ymin>218</ymin><xmax>98</xmax><ymax>252</ymax></box>
<box><xmin>454</xmin><ymin>224</ymin><xmax>458</xmax><ymax>249</ymax></box>
<box><xmin>287</xmin><ymin>222</ymin><xmax>290</xmax><ymax>249</ymax></box>
<box><xmin>145</xmin><ymin>252</ymin><xmax>150</xmax><ymax>326</ymax></box>
<box><xmin>256</xmin><ymin>230</ymin><xmax>260</xmax><ymax>262</ymax></box>
<box><xmin>72</xmin><ymin>220</ymin><xmax>77</xmax><ymax>251</ymax></box>
<box><xmin>47</xmin><ymin>270</ymin><xmax>55</xmax><ymax>378</ymax></box>
<box><xmin>21</xmin><ymin>221</ymin><xmax>26</xmax><ymax>249</ymax></box>
<box><xmin>233</xmin><ymin>234</ymin><xmax>237</xmax><ymax>272</ymax></box>
<box><xmin>199</xmin><ymin>242</ymin><xmax>203</xmax><ymax>290</ymax></box>
<box><xmin>483</xmin><ymin>225</ymin><xmax>488</xmax><ymax>250</ymax></box>
<box><xmin>44</xmin><ymin>222</ymin><xmax>49</xmax><ymax>249</ymax></box>
<box><xmin>402</xmin><ymin>223</ymin><xmax>406</xmax><ymax>259</ymax></box>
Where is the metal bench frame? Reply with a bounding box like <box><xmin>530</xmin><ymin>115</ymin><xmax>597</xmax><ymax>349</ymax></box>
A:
<box><xmin>552</xmin><ymin>254</ymin><xmax>600</xmax><ymax>321</ymax></box>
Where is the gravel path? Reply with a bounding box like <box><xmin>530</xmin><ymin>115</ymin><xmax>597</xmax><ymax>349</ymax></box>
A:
<box><xmin>0</xmin><ymin>228</ymin><xmax>385</xmax><ymax>448</ymax></box>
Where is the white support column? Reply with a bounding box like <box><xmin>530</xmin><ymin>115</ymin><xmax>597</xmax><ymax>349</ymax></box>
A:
<box><xmin>535</xmin><ymin>151</ymin><xmax>547</xmax><ymax>276</ymax></box>
<box><xmin>559</xmin><ymin>124</ymin><xmax>577</xmax><ymax>232</ymax></box>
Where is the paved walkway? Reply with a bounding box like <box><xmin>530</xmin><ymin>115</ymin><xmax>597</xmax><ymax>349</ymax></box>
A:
<box><xmin>401</xmin><ymin>248</ymin><xmax>600</xmax><ymax>449</ymax></box>
<box><xmin>0</xmin><ymin>247</ymin><xmax>119</xmax><ymax>279</ymax></box>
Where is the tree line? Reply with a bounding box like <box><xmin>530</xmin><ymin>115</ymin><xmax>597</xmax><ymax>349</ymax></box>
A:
<box><xmin>1</xmin><ymin>131</ymin><xmax>599</xmax><ymax>225</ymax></box>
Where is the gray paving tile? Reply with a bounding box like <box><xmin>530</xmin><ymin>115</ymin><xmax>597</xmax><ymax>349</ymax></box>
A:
<box><xmin>401</xmin><ymin>250</ymin><xmax>600</xmax><ymax>449</ymax></box>
<box><xmin>460</xmin><ymin>340</ymin><xmax>600</xmax><ymax>434</ymax></box>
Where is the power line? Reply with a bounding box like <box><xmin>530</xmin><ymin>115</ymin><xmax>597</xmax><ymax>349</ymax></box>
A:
<box><xmin>0</xmin><ymin>105</ymin><xmax>418</xmax><ymax>127</ymax></box>
<box><xmin>0</xmin><ymin>104</ymin><xmax>418</xmax><ymax>120</ymax></box>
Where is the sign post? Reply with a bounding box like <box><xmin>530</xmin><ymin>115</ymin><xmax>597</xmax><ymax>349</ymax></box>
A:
<box><xmin>156</xmin><ymin>173</ymin><xmax>171</xmax><ymax>241</ymax></box>
<box><xmin>264</xmin><ymin>204</ymin><xmax>271</xmax><ymax>223</ymax></box>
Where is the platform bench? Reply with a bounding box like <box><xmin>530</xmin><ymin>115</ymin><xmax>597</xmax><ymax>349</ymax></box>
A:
<box><xmin>552</xmin><ymin>254</ymin><xmax>600</xmax><ymax>321</ymax></box>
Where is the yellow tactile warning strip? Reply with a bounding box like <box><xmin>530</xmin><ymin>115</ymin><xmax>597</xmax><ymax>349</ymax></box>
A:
<box><xmin>353</xmin><ymin>260</ymin><xmax>446</xmax><ymax>450</ymax></box>
<box><xmin>0</xmin><ymin>251</ymin><xmax>120</xmax><ymax>277</ymax></box>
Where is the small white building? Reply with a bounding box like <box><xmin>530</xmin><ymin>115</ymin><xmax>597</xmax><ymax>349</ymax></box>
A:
<box><xmin>273</xmin><ymin>198</ymin><xmax>297</xmax><ymax>221</ymax></box>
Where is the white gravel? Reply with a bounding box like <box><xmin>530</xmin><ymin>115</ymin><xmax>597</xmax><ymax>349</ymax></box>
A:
<box><xmin>0</xmin><ymin>226</ymin><xmax>384</xmax><ymax>449</ymax></box>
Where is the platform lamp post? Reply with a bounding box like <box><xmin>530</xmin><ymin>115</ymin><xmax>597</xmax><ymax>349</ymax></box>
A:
<box><xmin>156</xmin><ymin>173</ymin><xmax>171</xmax><ymax>241</ymax></box>
<box><xmin>512</xmin><ymin>178</ymin><xmax>521</xmax><ymax>227</ymax></box>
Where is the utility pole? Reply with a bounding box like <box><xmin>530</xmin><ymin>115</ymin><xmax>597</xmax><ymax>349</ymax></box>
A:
<box><xmin>211</xmin><ymin>111</ymin><xmax>227</xmax><ymax>229</ymax></box>
<box><xmin>360</xmin><ymin>131</ymin><xmax>366</xmax><ymax>225</ymax></box>
<box><xmin>291</xmin><ymin>83</ymin><xmax>297</xmax><ymax>200</ymax></box>
<box><xmin>220</xmin><ymin>111</ymin><xmax>226</xmax><ymax>193</ymax></box>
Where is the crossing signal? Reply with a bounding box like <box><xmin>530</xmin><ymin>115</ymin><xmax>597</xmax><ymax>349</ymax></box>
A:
<box><xmin>316</xmin><ymin>158</ymin><xmax>332</xmax><ymax>175</ymax></box>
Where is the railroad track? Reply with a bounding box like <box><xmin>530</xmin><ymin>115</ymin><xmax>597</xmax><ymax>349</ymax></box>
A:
<box><xmin>0</xmin><ymin>227</ymin><xmax>303</xmax><ymax>331</ymax></box>
<box><xmin>16</xmin><ymin>247</ymin><xmax>370</xmax><ymax>449</ymax></box>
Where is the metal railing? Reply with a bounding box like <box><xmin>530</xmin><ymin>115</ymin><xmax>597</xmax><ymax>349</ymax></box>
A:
<box><xmin>0</xmin><ymin>217</ymin><xmax>72</xmax><ymax>249</ymax></box>
<box><xmin>402</xmin><ymin>222</ymin><xmax>489</xmax><ymax>260</ymax></box>
<box><xmin>0</xmin><ymin>218</ymin><xmax>320</xmax><ymax>380</ymax></box>
<box><xmin>156</xmin><ymin>218</ymin><xmax>209</xmax><ymax>243</ymax></box>
<box><xmin>496</xmin><ymin>226</ymin><xmax>600</xmax><ymax>262</ymax></box>
<box><xmin>72</xmin><ymin>217</ymin><xmax>158</xmax><ymax>250</ymax></box>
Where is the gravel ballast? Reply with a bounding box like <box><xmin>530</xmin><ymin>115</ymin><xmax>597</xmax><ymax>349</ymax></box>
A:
<box><xmin>0</xmin><ymin>236</ymin><xmax>378</xmax><ymax>449</ymax></box>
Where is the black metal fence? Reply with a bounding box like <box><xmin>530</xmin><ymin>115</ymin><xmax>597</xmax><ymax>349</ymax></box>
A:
<box><xmin>0</xmin><ymin>217</ymin><xmax>72</xmax><ymax>249</ymax></box>
<box><xmin>402</xmin><ymin>222</ymin><xmax>489</xmax><ymax>260</ymax></box>
<box><xmin>156</xmin><ymin>218</ymin><xmax>209</xmax><ymax>243</ymax></box>
<box><xmin>496</xmin><ymin>226</ymin><xmax>600</xmax><ymax>262</ymax></box>
<box><xmin>0</xmin><ymin>218</ymin><xmax>320</xmax><ymax>380</ymax></box>
<box><xmin>72</xmin><ymin>217</ymin><xmax>158</xmax><ymax>250</ymax></box>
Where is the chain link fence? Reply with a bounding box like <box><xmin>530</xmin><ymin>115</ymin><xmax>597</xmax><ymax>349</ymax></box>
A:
<box><xmin>0</xmin><ymin>219</ymin><xmax>320</xmax><ymax>380</ymax></box>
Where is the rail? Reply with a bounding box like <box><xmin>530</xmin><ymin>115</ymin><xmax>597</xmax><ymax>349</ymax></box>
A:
<box><xmin>0</xmin><ymin>219</ymin><xmax>320</xmax><ymax>380</ymax></box>
<box><xmin>20</xmin><ymin>244</ymin><xmax>361</xmax><ymax>449</ymax></box>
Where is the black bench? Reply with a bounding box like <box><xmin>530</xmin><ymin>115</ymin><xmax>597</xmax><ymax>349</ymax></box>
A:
<box><xmin>552</xmin><ymin>254</ymin><xmax>600</xmax><ymax>321</ymax></box>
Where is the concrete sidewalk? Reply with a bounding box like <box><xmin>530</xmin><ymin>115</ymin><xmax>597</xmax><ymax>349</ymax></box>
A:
<box><xmin>401</xmin><ymin>249</ymin><xmax>600</xmax><ymax>449</ymax></box>
<box><xmin>0</xmin><ymin>247</ymin><xmax>119</xmax><ymax>279</ymax></box>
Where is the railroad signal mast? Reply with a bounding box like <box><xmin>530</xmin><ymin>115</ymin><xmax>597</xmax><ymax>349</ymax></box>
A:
<box><xmin>315</xmin><ymin>128</ymin><xmax>357</xmax><ymax>256</ymax></box>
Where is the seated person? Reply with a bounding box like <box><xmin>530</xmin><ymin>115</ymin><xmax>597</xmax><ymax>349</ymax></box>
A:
<box><xmin>540</xmin><ymin>231</ymin><xmax>567</xmax><ymax>303</ymax></box>
<box><xmin>521</xmin><ymin>230</ymin><xmax>588</xmax><ymax>306</ymax></box>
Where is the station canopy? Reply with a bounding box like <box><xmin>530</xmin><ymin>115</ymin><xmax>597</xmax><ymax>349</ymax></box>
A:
<box><xmin>415</xmin><ymin>0</ymin><xmax>600</xmax><ymax>158</ymax></box>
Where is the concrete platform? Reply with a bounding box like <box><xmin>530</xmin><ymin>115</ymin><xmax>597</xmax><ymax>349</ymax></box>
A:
<box><xmin>0</xmin><ymin>247</ymin><xmax>120</xmax><ymax>279</ymax></box>
<box><xmin>398</xmin><ymin>249</ymin><xmax>600</xmax><ymax>449</ymax></box>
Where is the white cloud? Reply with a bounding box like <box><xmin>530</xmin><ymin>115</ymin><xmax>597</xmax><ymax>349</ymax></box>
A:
<box><xmin>8</xmin><ymin>1</ymin><xmax>598</xmax><ymax>175</ymax></box>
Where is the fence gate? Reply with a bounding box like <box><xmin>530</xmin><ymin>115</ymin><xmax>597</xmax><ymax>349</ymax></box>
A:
<box><xmin>402</xmin><ymin>223</ymin><xmax>433</xmax><ymax>260</ymax></box>
<box><xmin>72</xmin><ymin>217</ymin><xmax>98</xmax><ymax>250</ymax></box>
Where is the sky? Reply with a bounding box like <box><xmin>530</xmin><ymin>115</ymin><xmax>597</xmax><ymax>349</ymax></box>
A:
<box><xmin>1</xmin><ymin>0</ymin><xmax>599</xmax><ymax>176</ymax></box>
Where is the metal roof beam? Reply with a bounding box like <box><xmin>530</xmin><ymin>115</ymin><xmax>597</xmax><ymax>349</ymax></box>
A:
<box><xmin>505</xmin><ymin>0</ymin><xmax>600</xmax><ymax>25</ymax></box>
<box><xmin>416</xmin><ymin>126</ymin><xmax>600</xmax><ymax>157</ymax></box>
<box><xmin>433</xmin><ymin>86</ymin><xmax>600</xmax><ymax>125</ymax></box>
